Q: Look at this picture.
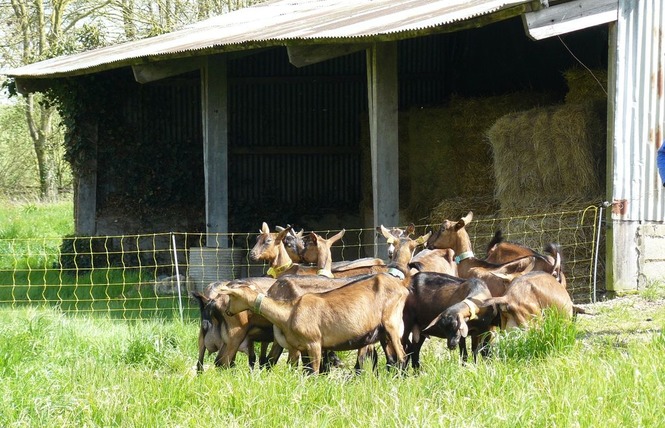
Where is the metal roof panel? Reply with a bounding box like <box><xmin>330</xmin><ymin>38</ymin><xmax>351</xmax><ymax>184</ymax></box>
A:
<box><xmin>6</xmin><ymin>0</ymin><xmax>529</xmax><ymax>78</ymax></box>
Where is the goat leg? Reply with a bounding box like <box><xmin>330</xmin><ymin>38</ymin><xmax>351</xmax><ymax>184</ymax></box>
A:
<box><xmin>197</xmin><ymin>330</ymin><xmax>207</xmax><ymax>373</ymax></box>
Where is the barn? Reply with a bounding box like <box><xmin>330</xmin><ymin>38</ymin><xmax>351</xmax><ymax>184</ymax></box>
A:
<box><xmin>5</xmin><ymin>0</ymin><xmax>665</xmax><ymax>295</ymax></box>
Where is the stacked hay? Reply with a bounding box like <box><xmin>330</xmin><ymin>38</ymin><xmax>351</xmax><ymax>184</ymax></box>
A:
<box><xmin>563</xmin><ymin>68</ymin><xmax>608</xmax><ymax>106</ymax></box>
<box><xmin>487</xmin><ymin>102</ymin><xmax>605</xmax><ymax>214</ymax></box>
<box><xmin>478</xmin><ymin>69</ymin><xmax>608</xmax><ymax>302</ymax></box>
<box><xmin>399</xmin><ymin>92</ymin><xmax>558</xmax><ymax>223</ymax></box>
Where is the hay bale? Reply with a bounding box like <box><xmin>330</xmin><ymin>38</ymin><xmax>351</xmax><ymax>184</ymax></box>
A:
<box><xmin>403</xmin><ymin>92</ymin><xmax>558</xmax><ymax>222</ymax></box>
<box><xmin>563</xmin><ymin>68</ymin><xmax>608</xmax><ymax>105</ymax></box>
<box><xmin>488</xmin><ymin>103</ymin><xmax>604</xmax><ymax>213</ymax></box>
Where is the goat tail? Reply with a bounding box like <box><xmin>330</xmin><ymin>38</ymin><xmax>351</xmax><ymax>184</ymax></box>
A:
<box><xmin>543</xmin><ymin>243</ymin><xmax>563</xmax><ymax>280</ymax></box>
<box><xmin>486</xmin><ymin>230</ymin><xmax>504</xmax><ymax>253</ymax></box>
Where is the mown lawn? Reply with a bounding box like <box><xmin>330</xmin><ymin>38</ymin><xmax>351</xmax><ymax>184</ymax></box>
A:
<box><xmin>1</xmin><ymin>289</ymin><xmax>664</xmax><ymax>427</ymax></box>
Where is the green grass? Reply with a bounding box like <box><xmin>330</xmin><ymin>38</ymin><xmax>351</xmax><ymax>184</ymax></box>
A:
<box><xmin>1</xmin><ymin>201</ymin><xmax>664</xmax><ymax>425</ymax></box>
<box><xmin>0</xmin><ymin>199</ymin><xmax>74</xmax><ymax>239</ymax></box>
<box><xmin>0</xmin><ymin>200</ymin><xmax>195</xmax><ymax>321</ymax></box>
<box><xmin>0</xmin><ymin>301</ymin><xmax>664</xmax><ymax>427</ymax></box>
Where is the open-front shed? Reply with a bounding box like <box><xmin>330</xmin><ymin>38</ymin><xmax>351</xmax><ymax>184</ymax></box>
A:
<box><xmin>5</xmin><ymin>0</ymin><xmax>665</xmax><ymax>294</ymax></box>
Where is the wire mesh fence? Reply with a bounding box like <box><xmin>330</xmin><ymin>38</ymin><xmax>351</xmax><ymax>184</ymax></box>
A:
<box><xmin>0</xmin><ymin>206</ymin><xmax>604</xmax><ymax>321</ymax></box>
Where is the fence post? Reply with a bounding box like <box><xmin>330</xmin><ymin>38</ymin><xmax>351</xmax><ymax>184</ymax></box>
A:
<box><xmin>592</xmin><ymin>203</ymin><xmax>608</xmax><ymax>303</ymax></box>
<box><xmin>171</xmin><ymin>233</ymin><xmax>184</xmax><ymax>322</ymax></box>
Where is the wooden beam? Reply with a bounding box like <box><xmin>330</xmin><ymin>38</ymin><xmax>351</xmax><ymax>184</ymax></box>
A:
<box><xmin>523</xmin><ymin>0</ymin><xmax>618</xmax><ymax>41</ymax></box>
<box><xmin>287</xmin><ymin>43</ymin><xmax>369</xmax><ymax>68</ymax></box>
<box><xmin>132</xmin><ymin>57</ymin><xmax>204</xmax><ymax>83</ymax></box>
<box><xmin>201</xmin><ymin>55</ymin><xmax>229</xmax><ymax>245</ymax></box>
<box><xmin>366</xmin><ymin>42</ymin><xmax>399</xmax><ymax>257</ymax></box>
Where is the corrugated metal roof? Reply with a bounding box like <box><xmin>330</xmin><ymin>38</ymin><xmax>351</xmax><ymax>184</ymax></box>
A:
<box><xmin>6</xmin><ymin>0</ymin><xmax>529</xmax><ymax>79</ymax></box>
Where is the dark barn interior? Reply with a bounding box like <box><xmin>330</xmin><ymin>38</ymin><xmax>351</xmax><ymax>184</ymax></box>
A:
<box><xmin>92</xmin><ymin>16</ymin><xmax>608</xmax><ymax>236</ymax></box>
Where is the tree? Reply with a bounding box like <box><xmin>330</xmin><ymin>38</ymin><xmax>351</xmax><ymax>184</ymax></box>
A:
<box><xmin>1</xmin><ymin>0</ymin><xmax>268</xmax><ymax>199</ymax></box>
<box><xmin>2</xmin><ymin>0</ymin><xmax>110</xmax><ymax>200</ymax></box>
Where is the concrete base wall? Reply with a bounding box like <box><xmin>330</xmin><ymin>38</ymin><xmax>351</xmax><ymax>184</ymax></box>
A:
<box><xmin>610</xmin><ymin>221</ymin><xmax>665</xmax><ymax>293</ymax></box>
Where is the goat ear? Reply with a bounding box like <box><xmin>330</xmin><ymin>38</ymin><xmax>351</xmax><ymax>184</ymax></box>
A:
<box><xmin>261</xmin><ymin>222</ymin><xmax>270</xmax><ymax>234</ymax></box>
<box><xmin>462</xmin><ymin>211</ymin><xmax>473</xmax><ymax>225</ymax></box>
<box><xmin>379</xmin><ymin>225</ymin><xmax>394</xmax><ymax>241</ymax></box>
<box><xmin>330</xmin><ymin>229</ymin><xmax>345</xmax><ymax>243</ymax></box>
<box><xmin>406</xmin><ymin>223</ymin><xmax>416</xmax><ymax>236</ymax></box>
<box><xmin>415</xmin><ymin>231</ymin><xmax>432</xmax><ymax>245</ymax></box>
<box><xmin>275</xmin><ymin>227</ymin><xmax>290</xmax><ymax>244</ymax></box>
<box><xmin>275</xmin><ymin>225</ymin><xmax>285</xmax><ymax>232</ymax></box>
<box><xmin>458</xmin><ymin>314</ymin><xmax>469</xmax><ymax>338</ymax></box>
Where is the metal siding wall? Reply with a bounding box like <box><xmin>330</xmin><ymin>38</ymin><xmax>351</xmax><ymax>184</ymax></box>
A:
<box><xmin>613</xmin><ymin>0</ymin><xmax>665</xmax><ymax>221</ymax></box>
<box><xmin>227</xmin><ymin>42</ymin><xmax>448</xmax><ymax>209</ymax></box>
<box><xmin>228</xmin><ymin>48</ymin><xmax>366</xmax><ymax>208</ymax></box>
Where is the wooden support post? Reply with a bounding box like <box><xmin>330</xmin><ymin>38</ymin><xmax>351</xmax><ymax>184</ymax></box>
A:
<box><xmin>75</xmin><ymin>121</ymin><xmax>98</xmax><ymax>236</ymax></box>
<box><xmin>201</xmin><ymin>55</ymin><xmax>229</xmax><ymax>247</ymax></box>
<box><xmin>366</xmin><ymin>42</ymin><xmax>399</xmax><ymax>257</ymax></box>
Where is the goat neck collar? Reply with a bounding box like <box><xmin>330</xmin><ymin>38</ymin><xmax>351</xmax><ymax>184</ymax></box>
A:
<box><xmin>462</xmin><ymin>298</ymin><xmax>479</xmax><ymax>320</ymax></box>
<box><xmin>253</xmin><ymin>293</ymin><xmax>266</xmax><ymax>315</ymax></box>
<box><xmin>387</xmin><ymin>267</ymin><xmax>406</xmax><ymax>280</ymax></box>
<box><xmin>454</xmin><ymin>251</ymin><xmax>474</xmax><ymax>264</ymax></box>
<box><xmin>317</xmin><ymin>269</ymin><xmax>334</xmax><ymax>278</ymax></box>
<box><xmin>266</xmin><ymin>261</ymin><xmax>293</xmax><ymax>278</ymax></box>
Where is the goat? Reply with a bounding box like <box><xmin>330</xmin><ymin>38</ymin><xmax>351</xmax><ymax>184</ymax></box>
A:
<box><xmin>276</xmin><ymin>226</ymin><xmax>318</xmax><ymax>265</ymax></box>
<box><xmin>485</xmin><ymin>230</ymin><xmax>538</xmax><ymax>264</ymax></box>
<box><xmin>426</xmin><ymin>211</ymin><xmax>563</xmax><ymax>295</ymax></box>
<box><xmin>252</xmin><ymin>223</ymin><xmax>385</xmax><ymax>278</ymax></box>
<box><xmin>407</xmin><ymin>248</ymin><xmax>457</xmax><ymax>276</ymax></box>
<box><xmin>480</xmin><ymin>271</ymin><xmax>574</xmax><ymax>330</ymax></box>
<box><xmin>191</xmin><ymin>277</ymin><xmax>275</xmax><ymax>371</ymax></box>
<box><xmin>219</xmin><ymin>277</ymin><xmax>408</xmax><ymax>375</ymax></box>
<box><xmin>263</xmin><ymin>273</ymin><xmax>376</xmax><ymax>372</ymax></box>
<box><xmin>402</xmin><ymin>274</ymin><xmax>498</xmax><ymax>368</ymax></box>
<box><xmin>218</xmin><ymin>226</ymin><xmax>430</xmax><ymax>374</ymax></box>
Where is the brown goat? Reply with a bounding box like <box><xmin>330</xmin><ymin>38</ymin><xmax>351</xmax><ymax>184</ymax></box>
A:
<box><xmin>485</xmin><ymin>230</ymin><xmax>538</xmax><ymax>264</ymax></box>
<box><xmin>263</xmin><ymin>274</ymin><xmax>377</xmax><ymax>371</ymax></box>
<box><xmin>253</xmin><ymin>223</ymin><xmax>385</xmax><ymax>278</ymax></box>
<box><xmin>219</xmin><ymin>277</ymin><xmax>409</xmax><ymax>375</ymax></box>
<box><xmin>402</xmin><ymin>275</ymin><xmax>498</xmax><ymax>368</ymax></box>
<box><xmin>426</xmin><ymin>211</ymin><xmax>563</xmax><ymax>296</ymax></box>
<box><xmin>407</xmin><ymin>248</ymin><xmax>458</xmax><ymax>276</ymax></box>
<box><xmin>191</xmin><ymin>277</ymin><xmax>276</xmax><ymax>370</ymax></box>
<box><xmin>480</xmin><ymin>271</ymin><xmax>574</xmax><ymax>329</ymax></box>
<box><xmin>217</xmin><ymin>225</ymin><xmax>430</xmax><ymax>374</ymax></box>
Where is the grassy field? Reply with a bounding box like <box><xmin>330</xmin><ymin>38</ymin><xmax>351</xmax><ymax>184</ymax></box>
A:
<box><xmin>0</xmin><ymin>292</ymin><xmax>664</xmax><ymax>427</ymax></box>
<box><xmin>0</xmin><ymin>199</ymin><xmax>197</xmax><ymax>320</ymax></box>
<box><xmin>1</xmin><ymin>200</ymin><xmax>664</xmax><ymax>426</ymax></box>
